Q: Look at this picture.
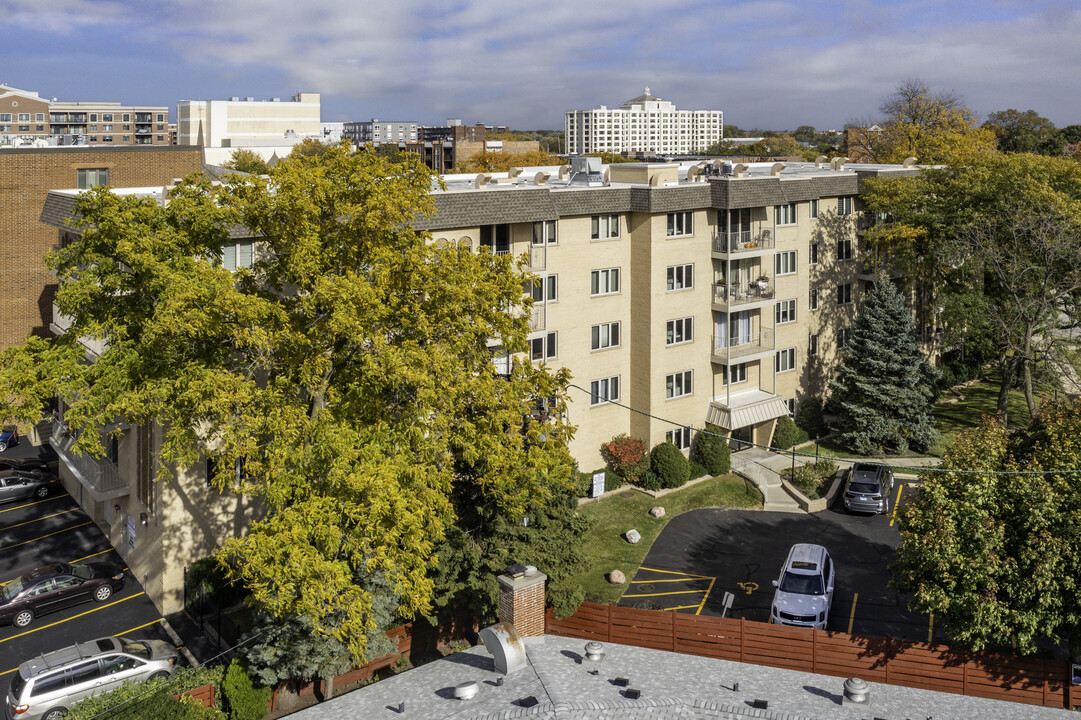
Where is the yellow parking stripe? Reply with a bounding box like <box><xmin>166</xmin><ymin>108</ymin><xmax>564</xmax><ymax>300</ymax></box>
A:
<box><xmin>623</xmin><ymin>589</ymin><xmax>708</xmax><ymax>598</ymax></box>
<box><xmin>667</xmin><ymin>604</ymin><xmax>704</xmax><ymax>611</ymax></box>
<box><xmin>2</xmin><ymin>507</ymin><xmax>80</xmax><ymax>532</ymax></box>
<box><xmin>0</xmin><ymin>617</ymin><xmax>164</xmax><ymax>679</ymax></box>
<box><xmin>0</xmin><ymin>591</ymin><xmax>146</xmax><ymax>645</ymax></box>
<box><xmin>848</xmin><ymin>593</ymin><xmax>859</xmax><ymax>634</ymax></box>
<box><xmin>1</xmin><ymin>550</ymin><xmax>121</xmax><ymax>586</ymax></box>
<box><xmin>695</xmin><ymin>577</ymin><xmax>716</xmax><ymax>615</ymax></box>
<box><xmin>0</xmin><ymin>497</ymin><xmax>72</xmax><ymax>515</ymax></box>
<box><xmin>638</xmin><ymin>566</ymin><xmax>714</xmax><ymax>579</ymax></box>
<box><xmin>629</xmin><ymin>577</ymin><xmax>708</xmax><ymax>584</ymax></box>
<box><xmin>0</xmin><ymin>521</ymin><xmax>93</xmax><ymax>553</ymax></box>
<box><xmin>889</xmin><ymin>484</ymin><xmax>904</xmax><ymax>527</ymax></box>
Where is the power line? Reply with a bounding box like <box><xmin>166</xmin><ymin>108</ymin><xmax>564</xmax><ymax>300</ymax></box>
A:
<box><xmin>565</xmin><ymin>382</ymin><xmax>1081</xmax><ymax>476</ymax></box>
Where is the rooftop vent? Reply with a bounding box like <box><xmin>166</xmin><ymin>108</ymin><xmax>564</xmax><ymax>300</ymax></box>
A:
<box><xmin>230</xmin><ymin>97</ymin><xmax>240</xmax><ymax>101</ymax></box>
<box><xmin>830</xmin><ymin>156</ymin><xmax>850</xmax><ymax>171</ymax></box>
<box><xmin>770</xmin><ymin>162</ymin><xmax>786</xmax><ymax>177</ymax></box>
<box><xmin>814</xmin><ymin>155</ymin><xmax>828</xmax><ymax>168</ymax></box>
<box><xmin>569</xmin><ymin>156</ymin><xmax>604</xmax><ymax>185</ymax></box>
<box><xmin>454</xmin><ymin>681</ymin><xmax>480</xmax><ymax>700</ymax></box>
<box><xmin>902</xmin><ymin>156</ymin><xmax>918</xmax><ymax>167</ymax></box>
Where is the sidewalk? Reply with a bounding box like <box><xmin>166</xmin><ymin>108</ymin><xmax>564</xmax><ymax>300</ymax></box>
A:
<box><xmin>731</xmin><ymin>445</ymin><xmax>941</xmax><ymax>513</ymax></box>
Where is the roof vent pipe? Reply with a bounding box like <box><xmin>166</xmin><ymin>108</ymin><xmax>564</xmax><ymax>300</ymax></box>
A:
<box><xmin>902</xmin><ymin>156</ymin><xmax>918</xmax><ymax>167</ymax></box>
<box><xmin>731</xmin><ymin>163</ymin><xmax>748</xmax><ymax>179</ymax></box>
<box><xmin>814</xmin><ymin>155</ymin><xmax>828</xmax><ymax>168</ymax></box>
<box><xmin>770</xmin><ymin>162</ymin><xmax>786</xmax><ymax>177</ymax></box>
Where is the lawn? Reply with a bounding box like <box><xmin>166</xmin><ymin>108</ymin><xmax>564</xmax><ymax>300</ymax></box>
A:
<box><xmin>568</xmin><ymin>474</ymin><xmax>761</xmax><ymax>605</ymax></box>
<box><xmin>930</xmin><ymin>372</ymin><xmax>1036</xmax><ymax>456</ymax></box>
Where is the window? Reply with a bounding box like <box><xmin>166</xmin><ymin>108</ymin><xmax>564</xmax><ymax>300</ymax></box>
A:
<box><xmin>775</xmin><ymin>300</ymin><xmax>797</xmax><ymax>324</ymax></box>
<box><xmin>666</xmin><ymin>317</ymin><xmax>693</xmax><ymax>345</ymax></box>
<box><xmin>838</xmin><ymin>327</ymin><xmax>851</xmax><ymax>348</ymax></box>
<box><xmin>102</xmin><ymin>113</ymin><xmax>113</xmax><ymax>122</ymax></box>
<box><xmin>774</xmin><ymin>203</ymin><xmax>796</xmax><ymax>225</ymax></box>
<box><xmin>532</xmin><ymin>220</ymin><xmax>556</xmax><ymax>246</ymax></box>
<box><xmin>591</xmin><ymin>214</ymin><xmax>620</xmax><ymax>240</ymax></box>
<box><xmin>77</xmin><ymin>168</ymin><xmax>109</xmax><ymax>189</ymax></box>
<box><xmin>123</xmin><ymin>113</ymin><xmax>130</xmax><ymax>121</ymax></box>
<box><xmin>17</xmin><ymin>113</ymin><xmax>29</xmax><ymax>122</ymax></box>
<box><xmin>590</xmin><ymin>268</ymin><xmax>620</xmax><ymax>296</ymax></box>
<box><xmin>480</xmin><ymin>224</ymin><xmax>511</xmax><ymax>254</ymax></box>
<box><xmin>809</xmin><ymin>199</ymin><xmax>819</xmax><ymax>219</ymax></box>
<box><xmin>810</xmin><ymin>242</ymin><xmax>819</xmax><ymax>265</ymax></box>
<box><xmin>527</xmin><ymin>274</ymin><xmax>557</xmax><ymax>302</ymax></box>
<box><xmin>809</xmin><ymin>287</ymin><xmax>819</xmax><ymax>311</ymax></box>
<box><xmin>809</xmin><ymin>333</ymin><xmax>819</xmax><ymax>357</ymax></box>
<box><xmin>666</xmin><ymin>426</ymin><xmax>692</xmax><ymax>450</ymax></box>
<box><xmin>0</xmin><ymin>114</ymin><xmax>10</xmax><ymax>122</ymax></box>
<box><xmin>665</xmin><ymin>370</ymin><xmax>693</xmax><ymax>398</ymax></box>
<box><xmin>775</xmin><ymin>251</ymin><xmax>797</xmax><ymax>275</ymax></box>
<box><xmin>123</xmin><ymin>136</ymin><xmax>130</xmax><ymax>142</ymax></box>
<box><xmin>530</xmin><ymin>332</ymin><xmax>557</xmax><ymax>361</ymax></box>
<box><xmin>102</xmin><ymin>124</ymin><xmax>113</xmax><ymax>132</ymax></box>
<box><xmin>776</xmin><ymin>347</ymin><xmax>796</xmax><ymax>373</ymax></box>
<box><xmin>837</xmin><ymin>237</ymin><xmax>852</xmax><ymax>260</ymax></box>
<box><xmin>221</xmin><ymin>241</ymin><xmax>254</xmax><ymax>271</ymax></box>
<box><xmin>837</xmin><ymin>283</ymin><xmax>852</xmax><ymax>305</ymax></box>
<box><xmin>666</xmin><ymin>264</ymin><xmax>693</xmax><ymax>291</ymax></box>
<box><xmin>591</xmin><ymin>321</ymin><xmax>621</xmax><ymax>350</ymax></box>
<box><xmin>722</xmin><ymin>363</ymin><xmax>747</xmax><ymax>385</ymax></box>
<box><xmin>838</xmin><ymin>196</ymin><xmax>853</xmax><ymax>216</ymax></box>
<box><xmin>667</xmin><ymin>211</ymin><xmax>693</xmax><ymax>237</ymax></box>
<box><xmin>787</xmin><ymin>398</ymin><xmax>797</xmax><ymax>416</ymax></box>
<box><xmin>590</xmin><ymin>376</ymin><xmax>620</xmax><ymax>406</ymax></box>
<box><xmin>102</xmin><ymin>136</ymin><xmax>113</xmax><ymax>143</ymax></box>
<box><xmin>157</xmin><ymin>113</ymin><xmax>165</xmax><ymax>122</ymax></box>
<box><xmin>35</xmin><ymin>112</ymin><xmax>44</xmax><ymax>121</ymax></box>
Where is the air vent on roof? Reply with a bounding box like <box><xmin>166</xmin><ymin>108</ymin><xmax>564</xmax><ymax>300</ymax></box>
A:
<box><xmin>230</xmin><ymin>97</ymin><xmax>240</xmax><ymax>102</ymax></box>
<box><xmin>569</xmin><ymin>156</ymin><xmax>604</xmax><ymax>186</ymax></box>
<box><xmin>245</xmin><ymin>97</ymin><xmax>254</xmax><ymax>102</ymax></box>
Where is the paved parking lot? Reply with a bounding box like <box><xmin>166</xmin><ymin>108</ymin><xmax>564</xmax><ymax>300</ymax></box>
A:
<box><xmin>620</xmin><ymin>481</ymin><xmax>950</xmax><ymax>644</ymax></box>
<box><xmin>0</xmin><ymin>444</ymin><xmax>172</xmax><ymax>685</ymax></box>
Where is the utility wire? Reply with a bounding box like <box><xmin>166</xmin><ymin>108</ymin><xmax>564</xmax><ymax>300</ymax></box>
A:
<box><xmin>566</xmin><ymin>382</ymin><xmax>1081</xmax><ymax>476</ymax></box>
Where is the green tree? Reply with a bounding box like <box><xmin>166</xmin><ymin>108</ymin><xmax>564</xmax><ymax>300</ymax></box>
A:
<box><xmin>288</xmin><ymin>137</ymin><xmax>329</xmax><ymax>157</ymax></box>
<box><xmin>221</xmin><ymin>660</ymin><xmax>270</xmax><ymax>719</ymax></box>
<box><xmin>690</xmin><ymin>423</ymin><xmax>730</xmax><ymax>475</ymax></box>
<box><xmin>223</xmin><ymin>149</ymin><xmax>270</xmax><ymax>176</ymax></box>
<box><xmin>892</xmin><ymin>400</ymin><xmax>1081</xmax><ymax>656</ymax></box>
<box><xmin>982</xmin><ymin>109</ymin><xmax>1057</xmax><ymax>154</ymax></box>
<box><xmin>829</xmin><ymin>274</ymin><xmax>938</xmax><ymax>454</ymax></box>
<box><xmin>792</xmin><ymin>125</ymin><xmax>817</xmax><ymax>144</ymax></box>
<box><xmin>453</xmin><ymin>149</ymin><xmax>562</xmax><ymax>173</ymax></box>
<box><xmin>0</xmin><ymin>144</ymin><xmax>575</xmax><ymax>658</ymax></box>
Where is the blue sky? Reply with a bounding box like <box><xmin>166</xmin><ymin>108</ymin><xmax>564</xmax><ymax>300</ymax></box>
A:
<box><xmin>3</xmin><ymin>0</ymin><xmax>1079</xmax><ymax>131</ymax></box>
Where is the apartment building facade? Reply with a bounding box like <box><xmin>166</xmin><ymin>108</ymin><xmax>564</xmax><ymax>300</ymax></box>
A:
<box><xmin>343</xmin><ymin>119</ymin><xmax>419</xmax><ymax>145</ymax></box>
<box><xmin>566</xmin><ymin>88</ymin><xmax>723</xmax><ymax>156</ymax></box>
<box><xmin>0</xmin><ymin>84</ymin><xmax>170</xmax><ymax>148</ymax></box>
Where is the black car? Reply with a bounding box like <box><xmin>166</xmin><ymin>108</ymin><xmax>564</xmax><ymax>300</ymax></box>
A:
<box><xmin>0</xmin><ymin>563</ymin><xmax>125</xmax><ymax>628</ymax></box>
<box><xmin>0</xmin><ymin>470</ymin><xmax>57</xmax><ymax>504</ymax></box>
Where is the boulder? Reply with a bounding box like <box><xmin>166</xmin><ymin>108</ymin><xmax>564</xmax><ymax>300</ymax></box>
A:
<box><xmin>625</xmin><ymin>529</ymin><xmax>641</xmax><ymax>544</ymax></box>
<box><xmin>608</xmin><ymin>569</ymin><xmax>626</xmax><ymax>584</ymax></box>
<box><xmin>650</xmin><ymin>506</ymin><xmax>666</xmax><ymax>518</ymax></box>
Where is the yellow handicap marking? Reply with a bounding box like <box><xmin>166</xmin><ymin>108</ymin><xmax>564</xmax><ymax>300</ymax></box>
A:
<box><xmin>737</xmin><ymin>581</ymin><xmax>758</xmax><ymax>594</ymax></box>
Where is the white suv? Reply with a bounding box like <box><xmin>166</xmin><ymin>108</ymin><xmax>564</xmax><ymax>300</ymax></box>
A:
<box><xmin>770</xmin><ymin>543</ymin><xmax>835</xmax><ymax>630</ymax></box>
<box><xmin>6</xmin><ymin>636</ymin><xmax>179</xmax><ymax>720</ymax></box>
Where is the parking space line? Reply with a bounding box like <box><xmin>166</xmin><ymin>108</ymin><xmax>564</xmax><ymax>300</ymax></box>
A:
<box><xmin>847</xmin><ymin>593</ymin><xmax>858</xmax><ymax>634</ymax></box>
<box><xmin>1</xmin><ymin>549</ymin><xmax>121</xmax><ymax>586</ymax></box>
<box><xmin>623</xmin><ymin>589</ymin><xmax>709</xmax><ymax>598</ymax></box>
<box><xmin>639</xmin><ymin>566</ymin><xmax>714</xmax><ymax>579</ymax></box>
<box><xmin>0</xmin><ymin>497</ymin><xmax>73</xmax><ymax>515</ymax></box>
<box><xmin>0</xmin><ymin>521</ymin><xmax>93</xmax><ymax>553</ymax></box>
<box><xmin>0</xmin><ymin>617</ymin><xmax>165</xmax><ymax>680</ymax></box>
<box><xmin>0</xmin><ymin>591</ymin><xmax>146</xmax><ymax>645</ymax></box>
<box><xmin>3</xmin><ymin>507</ymin><xmax>81</xmax><ymax>532</ymax></box>
<box><xmin>889</xmin><ymin>484</ymin><xmax>904</xmax><ymax>526</ymax></box>
<box><xmin>695</xmin><ymin>577</ymin><xmax>716</xmax><ymax>616</ymax></box>
<box><xmin>667</xmin><ymin>604</ymin><xmax>704</xmax><ymax>611</ymax></box>
<box><xmin>629</xmin><ymin>578</ymin><xmax>704</xmax><ymax>584</ymax></box>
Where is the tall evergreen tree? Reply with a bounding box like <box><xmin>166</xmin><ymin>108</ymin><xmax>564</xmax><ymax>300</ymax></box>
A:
<box><xmin>829</xmin><ymin>275</ymin><xmax>938</xmax><ymax>454</ymax></box>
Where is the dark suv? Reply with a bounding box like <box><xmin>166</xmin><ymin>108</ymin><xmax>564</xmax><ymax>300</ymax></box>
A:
<box><xmin>843</xmin><ymin>463</ymin><xmax>894</xmax><ymax>514</ymax></box>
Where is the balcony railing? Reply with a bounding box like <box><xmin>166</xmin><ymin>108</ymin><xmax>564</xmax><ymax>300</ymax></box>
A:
<box><xmin>50</xmin><ymin>419</ymin><xmax>128</xmax><ymax>498</ymax></box>
<box><xmin>529</xmin><ymin>305</ymin><xmax>546</xmax><ymax>332</ymax></box>
<box><xmin>711</xmin><ymin>328</ymin><xmax>775</xmax><ymax>359</ymax></box>
<box><xmin>712</xmin><ymin>281</ymin><xmax>776</xmax><ymax>308</ymax></box>
<box><xmin>711</xmin><ymin>229</ymin><xmax>775</xmax><ymax>255</ymax></box>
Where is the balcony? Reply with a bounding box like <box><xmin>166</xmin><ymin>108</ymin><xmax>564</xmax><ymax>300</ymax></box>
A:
<box><xmin>712</xmin><ymin>280</ymin><xmax>775</xmax><ymax>311</ymax></box>
<box><xmin>524</xmin><ymin>246</ymin><xmax>546</xmax><ymax>272</ymax></box>
<box><xmin>711</xmin><ymin>329</ymin><xmax>775</xmax><ymax>364</ymax></box>
<box><xmin>711</xmin><ymin>229</ymin><xmax>775</xmax><ymax>256</ymax></box>
<box><xmin>52</xmin><ymin>303</ymin><xmax>108</xmax><ymax>357</ymax></box>
<box><xmin>529</xmin><ymin>304</ymin><xmax>546</xmax><ymax>332</ymax></box>
<box><xmin>50</xmin><ymin>419</ymin><xmax>128</xmax><ymax>501</ymax></box>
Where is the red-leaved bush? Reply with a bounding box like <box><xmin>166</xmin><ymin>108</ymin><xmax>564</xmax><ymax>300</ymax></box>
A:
<box><xmin>600</xmin><ymin>434</ymin><xmax>649</xmax><ymax>482</ymax></box>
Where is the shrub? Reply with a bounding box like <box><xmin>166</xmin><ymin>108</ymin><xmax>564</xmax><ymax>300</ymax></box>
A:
<box><xmin>68</xmin><ymin>666</ymin><xmax>225</xmax><ymax>720</ymax></box>
<box><xmin>600</xmin><ymin>434</ymin><xmax>649</xmax><ymax>481</ymax></box>
<box><xmin>690</xmin><ymin>423</ymin><xmax>730</xmax><ymax>475</ymax></box>
<box><xmin>638</xmin><ymin>469</ymin><xmax>661</xmax><ymax>491</ymax></box>
<box><xmin>688</xmin><ymin>461</ymin><xmax>708</xmax><ymax>480</ymax></box>
<box><xmin>577</xmin><ymin>468</ymin><xmax>623</xmax><ymax>496</ymax></box>
<box><xmin>796</xmin><ymin>398</ymin><xmax>826</xmax><ymax>439</ymax></box>
<box><xmin>772</xmin><ymin>416</ymin><xmax>808</xmax><ymax>450</ymax></box>
<box><xmin>221</xmin><ymin>659</ymin><xmax>271</xmax><ymax>720</ymax></box>
<box><xmin>650</xmin><ymin>442</ymin><xmax>690</xmax><ymax>489</ymax></box>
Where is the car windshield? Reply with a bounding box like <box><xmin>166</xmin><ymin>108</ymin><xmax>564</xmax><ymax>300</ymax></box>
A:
<box><xmin>780</xmin><ymin>571</ymin><xmax>824</xmax><ymax>595</ymax></box>
<box><xmin>118</xmin><ymin>637</ymin><xmax>151</xmax><ymax>659</ymax></box>
<box><xmin>1</xmin><ymin>576</ymin><xmax>28</xmax><ymax>601</ymax></box>
<box><xmin>66</xmin><ymin>563</ymin><xmax>93</xmax><ymax>581</ymax></box>
<box><xmin>850</xmin><ymin>482</ymin><xmax>880</xmax><ymax>494</ymax></box>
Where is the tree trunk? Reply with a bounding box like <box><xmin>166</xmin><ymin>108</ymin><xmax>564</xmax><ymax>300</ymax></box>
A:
<box><xmin>997</xmin><ymin>356</ymin><xmax>1018</xmax><ymax>420</ymax></box>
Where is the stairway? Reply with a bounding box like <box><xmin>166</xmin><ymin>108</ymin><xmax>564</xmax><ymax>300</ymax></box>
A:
<box><xmin>731</xmin><ymin>448</ymin><xmax>803</xmax><ymax>513</ymax></box>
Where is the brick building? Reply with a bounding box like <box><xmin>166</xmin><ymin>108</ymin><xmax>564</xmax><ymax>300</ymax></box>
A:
<box><xmin>0</xmin><ymin>145</ymin><xmax>203</xmax><ymax>348</ymax></box>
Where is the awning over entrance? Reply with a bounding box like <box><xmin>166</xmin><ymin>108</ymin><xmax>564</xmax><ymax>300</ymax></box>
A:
<box><xmin>706</xmin><ymin>389</ymin><xmax>790</xmax><ymax>431</ymax></box>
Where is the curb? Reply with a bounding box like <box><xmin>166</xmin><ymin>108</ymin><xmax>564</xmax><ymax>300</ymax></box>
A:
<box><xmin>159</xmin><ymin>616</ymin><xmax>201</xmax><ymax>668</ymax></box>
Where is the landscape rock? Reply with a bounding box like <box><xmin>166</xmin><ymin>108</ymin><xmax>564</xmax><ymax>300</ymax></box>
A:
<box><xmin>650</xmin><ymin>506</ymin><xmax>666</xmax><ymax>518</ymax></box>
<box><xmin>625</xmin><ymin>529</ymin><xmax>641</xmax><ymax>544</ymax></box>
<box><xmin>608</xmin><ymin>569</ymin><xmax>626</xmax><ymax>584</ymax></box>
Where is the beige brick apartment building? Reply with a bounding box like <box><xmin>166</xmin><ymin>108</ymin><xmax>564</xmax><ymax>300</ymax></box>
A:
<box><xmin>36</xmin><ymin>156</ymin><xmax>915</xmax><ymax>615</ymax></box>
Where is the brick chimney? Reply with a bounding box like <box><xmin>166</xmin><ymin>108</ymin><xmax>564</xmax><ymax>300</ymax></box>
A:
<box><xmin>497</xmin><ymin>566</ymin><xmax>546</xmax><ymax>644</ymax></box>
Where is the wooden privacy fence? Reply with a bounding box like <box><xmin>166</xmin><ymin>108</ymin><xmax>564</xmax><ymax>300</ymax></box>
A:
<box><xmin>546</xmin><ymin>602</ymin><xmax>1077</xmax><ymax>710</ymax></box>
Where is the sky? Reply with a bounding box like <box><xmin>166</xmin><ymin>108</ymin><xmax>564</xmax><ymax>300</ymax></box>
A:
<box><xmin>3</xmin><ymin>0</ymin><xmax>1079</xmax><ymax>132</ymax></box>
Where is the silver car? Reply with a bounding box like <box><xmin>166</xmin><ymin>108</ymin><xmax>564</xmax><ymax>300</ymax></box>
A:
<box><xmin>843</xmin><ymin>463</ymin><xmax>894</xmax><ymax>514</ymax></box>
<box><xmin>770</xmin><ymin>543</ymin><xmax>835</xmax><ymax>630</ymax></box>
<box><xmin>5</xmin><ymin>636</ymin><xmax>179</xmax><ymax>720</ymax></box>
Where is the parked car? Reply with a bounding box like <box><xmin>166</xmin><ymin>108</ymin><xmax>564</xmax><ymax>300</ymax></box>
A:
<box><xmin>843</xmin><ymin>463</ymin><xmax>895</xmax><ymax>514</ymax></box>
<box><xmin>770</xmin><ymin>543</ymin><xmax>835</xmax><ymax>630</ymax></box>
<box><xmin>0</xmin><ymin>563</ymin><xmax>125</xmax><ymax>629</ymax></box>
<box><xmin>0</xmin><ymin>471</ymin><xmax>57</xmax><ymax>505</ymax></box>
<box><xmin>5</xmin><ymin>635</ymin><xmax>179</xmax><ymax>720</ymax></box>
<box><xmin>0</xmin><ymin>425</ymin><xmax>18</xmax><ymax>452</ymax></box>
<box><xmin>0</xmin><ymin>456</ymin><xmax>58</xmax><ymax>476</ymax></box>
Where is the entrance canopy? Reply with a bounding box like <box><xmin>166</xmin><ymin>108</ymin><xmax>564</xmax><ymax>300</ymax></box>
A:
<box><xmin>706</xmin><ymin>389</ymin><xmax>790</xmax><ymax>431</ymax></box>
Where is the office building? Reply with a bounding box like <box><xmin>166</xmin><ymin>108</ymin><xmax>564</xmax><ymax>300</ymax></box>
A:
<box><xmin>176</xmin><ymin>93</ymin><xmax>322</xmax><ymax>164</ymax></box>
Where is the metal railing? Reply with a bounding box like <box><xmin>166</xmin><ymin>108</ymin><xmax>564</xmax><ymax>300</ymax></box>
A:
<box><xmin>711</xmin><ymin>329</ymin><xmax>775</xmax><ymax>359</ymax></box>
<box><xmin>529</xmin><ymin>305</ymin><xmax>546</xmax><ymax>332</ymax></box>
<box><xmin>711</xmin><ymin>229</ymin><xmax>775</xmax><ymax>254</ymax></box>
<box><xmin>712</xmin><ymin>281</ymin><xmax>776</xmax><ymax>308</ymax></box>
<box><xmin>51</xmin><ymin>418</ymin><xmax>127</xmax><ymax>495</ymax></box>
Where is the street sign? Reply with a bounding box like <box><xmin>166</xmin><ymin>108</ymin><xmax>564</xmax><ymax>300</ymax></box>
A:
<box><xmin>591</xmin><ymin>471</ymin><xmax>605</xmax><ymax>498</ymax></box>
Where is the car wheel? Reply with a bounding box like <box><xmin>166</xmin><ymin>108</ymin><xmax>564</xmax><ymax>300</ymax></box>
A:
<box><xmin>148</xmin><ymin>671</ymin><xmax>170</xmax><ymax>682</ymax></box>
<box><xmin>42</xmin><ymin>708</ymin><xmax>67</xmax><ymax>720</ymax></box>
<box><xmin>34</xmin><ymin>485</ymin><xmax>49</xmax><ymax>498</ymax></box>
<box><xmin>0</xmin><ymin>441</ymin><xmax>7</xmax><ymax>452</ymax></box>
<box><xmin>13</xmin><ymin>609</ymin><xmax>34</xmax><ymax>628</ymax></box>
<box><xmin>94</xmin><ymin>585</ymin><xmax>113</xmax><ymax>602</ymax></box>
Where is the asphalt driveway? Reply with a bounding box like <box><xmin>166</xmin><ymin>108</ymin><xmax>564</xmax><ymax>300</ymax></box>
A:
<box><xmin>619</xmin><ymin>482</ymin><xmax>947</xmax><ymax>644</ymax></box>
